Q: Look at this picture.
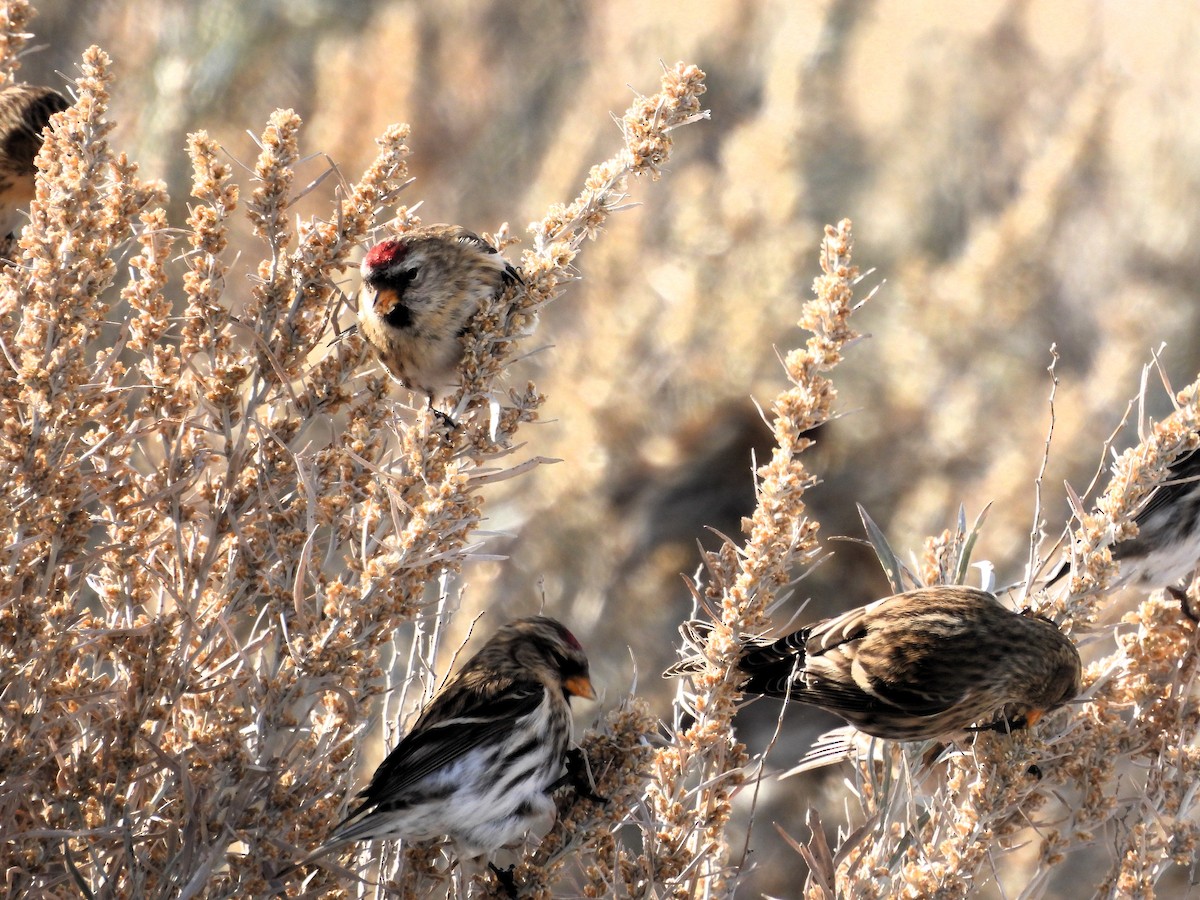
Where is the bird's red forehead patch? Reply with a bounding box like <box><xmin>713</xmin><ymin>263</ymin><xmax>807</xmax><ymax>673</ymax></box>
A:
<box><xmin>363</xmin><ymin>239</ymin><xmax>408</xmax><ymax>271</ymax></box>
<box><xmin>559</xmin><ymin>625</ymin><xmax>583</xmax><ymax>652</ymax></box>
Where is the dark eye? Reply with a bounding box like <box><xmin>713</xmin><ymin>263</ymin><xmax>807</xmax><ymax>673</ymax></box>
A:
<box><xmin>376</xmin><ymin>264</ymin><xmax>421</xmax><ymax>296</ymax></box>
<box><xmin>554</xmin><ymin>651</ymin><xmax>586</xmax><ymax>679</ymax></box>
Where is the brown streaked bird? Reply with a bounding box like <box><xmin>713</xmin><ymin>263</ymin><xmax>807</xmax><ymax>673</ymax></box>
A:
<box><xmin>278</xmin><ymin>616</ymin><xmax>595</xmax><ymax>880</ymax></box>
<box><xmin>358</xmin><ymin>225</ymin><xmax>520</xmax><ymax>403</ymax></box>
<box><xmin>667</xmin><ymin>586</ymin><xmax>1081</xmax><ymax>742</ymax></box>
<box><xmin>0</xmin><ymin>83</ymin><xmax>68</xmax><ymax>239</ymax></box>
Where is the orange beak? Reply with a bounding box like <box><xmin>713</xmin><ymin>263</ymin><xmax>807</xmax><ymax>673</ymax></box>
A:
<box><xmin>372</xmin><ymin>286</ymin><xmax>399</xmax><ymax>315</ymax></box>
<box><xmin>1023</xmin><ymin>708</ymin><xmax>1045</xmax><ymax>728</ymax></box>
<box><xmin>564</xmin><ymin>673</ymin><xmax>596</xmax><ymax>700</ymax></box>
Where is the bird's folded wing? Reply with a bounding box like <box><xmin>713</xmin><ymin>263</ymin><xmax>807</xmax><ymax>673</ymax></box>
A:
<box><xmin>1132</xmin><ymin>446</ymin><xmax>1200</xmax><ymax>520</ymax></box>
<box><xmin>350</xmin><ymin>679</ymin><xmax>546</xmax><ymax>813</ymax></box>
<box><xmin>854</xmin><ymin>675</ymin><xmax>971</xmax><ymax>717</ymax></box>
<box><xmin>802</xmin><ymin>600</ymin><xmax>886</xmax><ymax>654</ymax></box>
<box><xmin>799</xmin><ymin>653</ymin><xmax>973</xmax><ymax>717</ymax></box>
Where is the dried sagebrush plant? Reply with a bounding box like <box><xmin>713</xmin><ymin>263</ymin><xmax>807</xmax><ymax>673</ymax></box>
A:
<box><xmin>0</xmin><ymin>29</ymin><xmax>707</xmax><ymax>900</ymax></box>
<box><xmin>789</xmin><ymin>378</ymin><xmax>1200</xmax><ymax>898</ymax></box>
<box><xmin>652</xmin><ymin>219</ymin><xmax>864</xmax><ymax>898</ymax></box>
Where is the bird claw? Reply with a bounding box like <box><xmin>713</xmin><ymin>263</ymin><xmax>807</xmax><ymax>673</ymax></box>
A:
<box><xmin>552</xmin><ymin>746</ymin><xmax>607</xmax><ymax>803</ymax></box>
<box><xmin>421</xmin><ymin>393</ymin><xmax>459</xmax><ymax>432</ymax></box>
<box><xmin>1168</xmin><ymin>585</ymin><xmax>1200</xmax><ymax>624</ymax></box>
<box><xmin>431</xmin><ymin>407</ymin><xmax>458</xmax><ymax>431</ymax></box>
<box><xmin>965</xmin><ymin>713</ymin><xmax>1028</xmax><ymax>734</ymax></box>
<box><xmin>488</xmin><ymin>862</ymin><xmax>519</xmax><ymax>899</ymax></box>
<box><xmin>1017</xmin><ymin>606</ymin><xmax>1059</xmax><ymax>627</ymax></box>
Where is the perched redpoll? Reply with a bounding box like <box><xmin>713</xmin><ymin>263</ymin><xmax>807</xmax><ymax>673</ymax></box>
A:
<box><xmin>358</xmin><ymin>225</ymin><xmax>520</xmax><ymax>402</ymax></box>
<box><xmin>282</xmin><ymin>616</ymin><xmax>595</xmax><ymax>877</ymax></box>
<box><xmin>667</xmin><ymin>586</ymin><xmax>1081</xmax><ymax>741</ymax></box>
<box><xmin>0</xmin><ymin>83</ymin><xmax>68</xmax><ymax>239</ymax></box>
<box><xmin>1050</xmin><ymin>444</ymin><xmax>1200</xmax><ymax>590</ymax></box>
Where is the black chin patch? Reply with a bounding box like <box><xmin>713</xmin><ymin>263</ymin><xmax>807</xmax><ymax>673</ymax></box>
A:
<box><xmin>368</xmin><ymin>266</ymin><xmax>418</xmax><ymax>329</ymax></box>
<box><xmin>382</xmin><ymin>299</ymin><xmax>413</xmax><ymax>329</ymax></box>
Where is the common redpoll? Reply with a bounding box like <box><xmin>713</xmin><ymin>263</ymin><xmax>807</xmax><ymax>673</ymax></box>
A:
<box><xmin>0</xmin><ymin>83</ymin><xmax>68</xmax><ymax>239</ymax></box>
<box><xmin>1112</xmin><ymin>455</ymin><xmax>1200</xmax><ymax>586</ymax></box>
<box><xmin>282</xmin><ymin>616</ymin><xmax>594</xmax><ymax>877</ymax></box>
<box><xmin>667</xmin><ymin>586</ymin><xmax>1081</xmax><ymax>741</ymax></box>
<box><xmin>1049</xmin><ymin>444</ymin><xmax>1200</xmax><ymax>591</ymax></box>
<box><xmin>358</xmin><ymin>225</ymin><xmax>520</xmax><ymax>403</ymax></box>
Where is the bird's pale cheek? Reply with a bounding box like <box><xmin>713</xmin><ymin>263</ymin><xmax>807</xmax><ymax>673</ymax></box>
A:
<box><xmin>564</xmin><ymin>674</ymin><xmax>596</xmax><ymax>700</ymax></box>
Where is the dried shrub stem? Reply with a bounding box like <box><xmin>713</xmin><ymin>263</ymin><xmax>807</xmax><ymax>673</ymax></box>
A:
<box><xmin>648</xmin><ymin>220</ymin><xmax>862</xmax><ymax>897</ymax></box>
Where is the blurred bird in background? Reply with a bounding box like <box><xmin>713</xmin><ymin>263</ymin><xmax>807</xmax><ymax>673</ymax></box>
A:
<box><xmin>0</xmin><ymin>83</ymin><xmax>68</xmax><ymax>245</ymax></box>
<box><xmin>1049</xmin><ymin>444</ymin><xmax>1200</xmax><ymax>594</ymax></box>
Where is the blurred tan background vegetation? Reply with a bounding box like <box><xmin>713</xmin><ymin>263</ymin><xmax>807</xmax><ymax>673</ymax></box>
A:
<box><xmin>28</xmin><ymin>0</ymin><xmax>1200</xmax><ymax>895</ymax></box>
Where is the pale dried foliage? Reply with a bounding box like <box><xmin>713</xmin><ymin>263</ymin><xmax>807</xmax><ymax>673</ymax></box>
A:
<box><xmin>8</xmin><ymin>1</ymin><xmax>1200</xmax><ymax>899</ymax></box>
<box><xmin>793</xmin><ymin>391</ymin><xmax>1200</xmax><ymax>900</ymax></box>
<box><xmin>642</xmin><ymin>221</ymin><xmax>859</xmax><ymax>898</ymax></box>
<box><xmin>0</xmin><ymin>25</ymin><xmax>709</xmax><ymax>899</ymax></box>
